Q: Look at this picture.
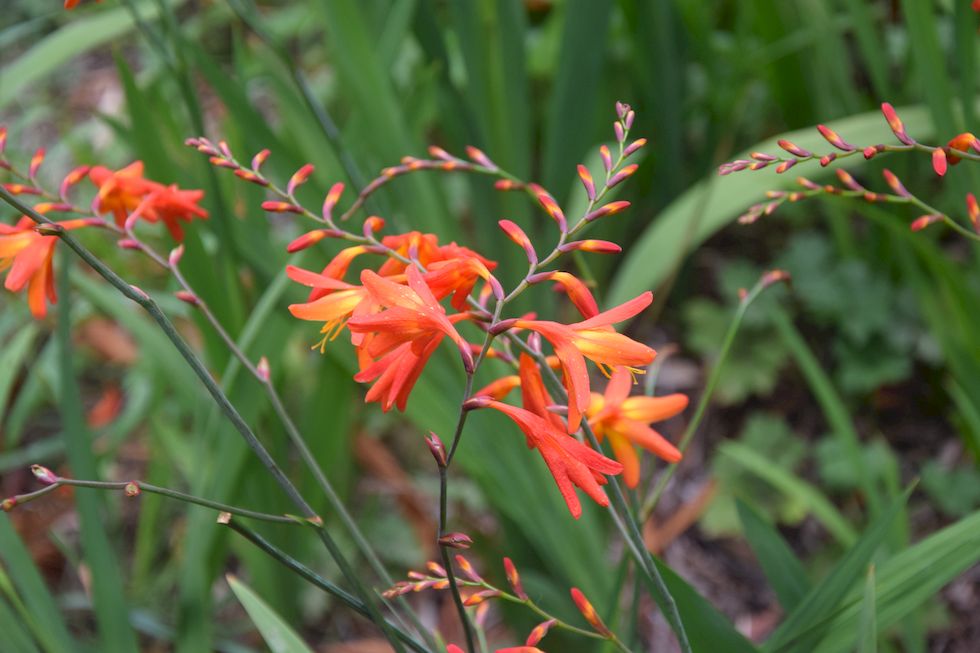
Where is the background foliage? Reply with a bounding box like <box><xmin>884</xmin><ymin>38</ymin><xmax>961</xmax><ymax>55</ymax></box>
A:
<box><xmin>1</xmin><ymin>0</ymin><xmax>979</xmax><ymax>651</ymax></box>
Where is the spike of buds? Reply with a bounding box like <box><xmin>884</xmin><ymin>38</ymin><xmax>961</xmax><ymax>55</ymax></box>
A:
<box><xmin>425</xmin><ymin>432</ymin><xmax>447</xmax><ymax>468</ymax></box>
<box><xmin>168</xmin><ymin>244</ymin><xmax>185</xmax><ymax>267</ymax></box>
<box><xmin>559</xmin><ymin>239</ymin><xmax>622</xmax><ymax>254</ymax></box>
<box><xmin>29</xmin><ymin>148</ymin><xmax>45</xmax><ymax>179</ymax></box>
<box><xmin>287</xmin><ymin>163</ymin><xmax>315</xmax><ymax>195</ymax></box>
<box><xmin>31</xmin><ymin>465</ymin><xmax>58</xmax><ymax>485</ymax></box>
<box><xmin>256</xmin><ymin>356</ymin><xmax>270</xmax><ymax>382</ymax></box>
<box><xmin>498</xmin><ymin>219</ymin><xmax>537</xmax><ymax>264</ymax></box>
<box><xmin>322</xmin><ymin>182</ymin><xmax>344</xmax><ymax>221</ymax></box>
<box><xmin>600</xmin><ymin>145</ymin><xmax>612</xmax><ymax>173</ymax></box>
<box><xmin>910</xmin><ymin>214</ymin><xmax>942</xmax><ymax>231</ymax></box>
<box><xmin>932</xmin><ymin>148</ymin><xmax>948</xmax><ymax>177</ymax></box>
<box><xmin>815</xmin><ymin>124</ymin><xmax>856</xmax><ymax>151</ymax></box>
<box><xmin>882</xmin><ymin>169</ymin><xmax>910</xmax><ymax>198</ymax></box>
<box><xmin>624</xmin><ymin>137</ymin><xmax>646</xmax><ymax>158</ymax></box>
<box><xmin>503</xmin><ymin>557</ymin><xmax>528</xmax><ymax>600</ymax></box>
<box><xmin>577</xmin><ymin>164</ymin><xmax>596</xmax><ymax>202</ymax></box>
<box><xmin>526</xmin><ymin>619</ymin><xmax>556</xmax><ymax>646</ymax></box>
<box><xmin>607</xmin><ymin>164</ymin><xmax>638</xmax><ymax>188</ymax></box>
<box><xmin>776</xmin><ymin>139</ymin><xmax>812</xmax><ymax>158</ymax></box>
<box><xmin>536</xmin><ymin>193</ymin><xmax>567</xmax><ymax>232</ymax></box>
<box><xmin>570</xmin><ymin>588</ymin><xmax>612</xmax><ymax>637</ymax></box>
<box><xmin>261</xmin><ymin>201</ymin><xmax>302</xmax><ymax>214</ymax></box>
<box><xmin>881</xmin><ymin>102</ymin><xmax>914</xmax><ymax>145</ymax></box>
<box><xmin>967</xmin><ymin>193</ymin><xmax>979</xmax><ymax>232</ymax></box>
<box><xmin>175</xmin><ymin>290</ymin><xmax>199</xmax><ymax>306</ymax></box>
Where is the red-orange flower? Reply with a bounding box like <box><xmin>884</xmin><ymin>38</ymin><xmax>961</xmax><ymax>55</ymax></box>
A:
<box><xmin>468</xmin><ymin>355</ymin><xmax>623</xmax><ymax>518</ymax></box>
<box><xmin>89</xmin><ymin>162</ymin><xmax>155</xmax><ymax>226</ymax></box>
<box><xmin>586</xmin><ymin>367</ymin><xmax>687</xmax><ymax>487</ymax></box>
<box><xmin>512</xmin><ymin>292</ymin><xmax>656</xmax><ymax>432</ymax></box>
<box><xmin>947</xmin><ymin>132</ymin><xmax>980</xmax><ymax>164</ymax></box>
<box><xmin>132</xmin><ymin>184</ymin><xmax>208</xmax><ymax>241</ymax></box>
<box><xmin>286</xmin><ymin>265</ymin><xmax>381</xmax><ymax>354</ymax></box>
<box><xmin>347</xmin><ymin>266</ymin><xmax>474</xmax><ymax>410</ymax></box>
<box><xmin>0</xmin><ymin>216</ymin><xmax>99</xmax><ymax>318</ymax></box>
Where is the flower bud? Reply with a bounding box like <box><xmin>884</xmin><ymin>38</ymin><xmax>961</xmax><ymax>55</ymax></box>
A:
<box><xmin>577</xmin><ymin>164</ymin><xmax>596</xmax><ymax>202</ymax></box>
<box><xmin>503</xmin><ymin>557</ymin><xmax>528</xmax><ymax>599</ymax></box>
<box><xmin>168</xmin><ymin>244</ymin><xmax>185</xmax><ymax>267</ymax></box>
<box><xmin>425</xmin><ymin>432</ymin><xmax>447</xmax><ymax>468</ymax></box>
<box><xmin>932</xmin><ymin>148</ymin><xmax>947</xmax><ymax>177</ymax></box>
<box><xmin>570</xmin><ymin>587</ymin><xmax>612</xmax><ymax>637</ymax></box>
<box><xmin>257</xmin><ymin>356</ymin><xmax>271</xmax><ymax>382</ymax></box>
<box><xmin>526</xmin><ymin>619</ymin><xmax>556</xmax><ymax>646</ymax></box>
<box><xmin>881</xmin><ymin>102</ymin><xmax>914</xmax><ymax>145</ymax></box>
<box><xmin>124</xmin><ymin>482</ymin><xmax>141</xmax><ymax>497</ymax></box>
<box><xmin>623</xmin><ymin>137</ymin><xmax>646</xmax><ymax>158</ymax></box>
<box><xmin>287</xmin><ymin>163</ymin><xmax>315</xmax><ymax>195</ymax></box>
<box><xmin>606</xmin><ymin>164</ymin><xmax>638</xmax><ymax>188</ymax></box>
<box><xmin>31</xmin><ymin>465</ymin><xmax>58</xmax><ymax>485</ymax></box>
<box><xmin>175</xmin><ymin>290</ymin><xmax>199</xmax><ymax>306</ymax></box>
<box><xmin>322</xmin><ymin>182</ymin><xmax>345</xmax><ymax>221</ymax></box>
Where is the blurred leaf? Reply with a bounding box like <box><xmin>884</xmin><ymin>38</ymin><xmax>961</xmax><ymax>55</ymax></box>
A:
<box><xmin>920</xmin><ymin>461</ymin><xmax>980</xmax><ymax>517</ymax></box>
<box><xmin>858</xmin><ymin>565</ymin><xmax>877</xmax><ymax>653</ymax></box>
<box><xmin>227</xmin><ymin>575</ymin><xmax>314</xmax><ymax>653</ymax></box>
<box><xmin>0</xmin><ymin>325</ymin><xmax>37</xmax><ymax>442</ymax></box>
<box><xmin>736</xmin><ymin>498</ymin><xmax>810</xmax><ymax>612</ymax></box>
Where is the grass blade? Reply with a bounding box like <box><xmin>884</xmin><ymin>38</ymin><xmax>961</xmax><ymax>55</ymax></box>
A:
<box><xmin>227</xmin><ymin>575</ymin><xmax>314</xmax><ymax>653</ymax></box>
<box><xmin>736</xmin><ymin>498</ymin><xmax>810</xmax><ymax>612</ymax></box>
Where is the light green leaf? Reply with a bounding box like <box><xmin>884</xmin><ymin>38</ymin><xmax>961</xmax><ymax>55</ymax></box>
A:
<box><xmin>227</xmin><ymin>575</ymin><xmax>314</xmax><ymax>653</ymax></box>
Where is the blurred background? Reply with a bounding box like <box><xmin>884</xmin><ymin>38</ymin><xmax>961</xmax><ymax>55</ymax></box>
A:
<box><xmin>1</xmin><ymin>1</ymin><xmax>979</xmax><ymax>651</ymax></box>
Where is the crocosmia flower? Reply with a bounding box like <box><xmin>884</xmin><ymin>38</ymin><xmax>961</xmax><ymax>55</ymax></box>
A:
<box><xmin>512</xmin><ymin>291</ymin><xmax>656</xmax><ymax>432</ymax></box>
<box><xmin>133</xmin><ymin>184</ymin><xmax>208</xmax><ymax>241</ymax></box>
<box><xmin>468</xmin><ymin>354</ymin><xmax>623</xmax><ymax>519</ymax></box>
<box><xmin>0</xmin><ymin>216</ymin><xmax>100</xmax><ymax>318</ymax></box>
<box><xmin>586</xmin><ymin>367</ymin><xmax>687</xmax><ymax>487</ymax></box>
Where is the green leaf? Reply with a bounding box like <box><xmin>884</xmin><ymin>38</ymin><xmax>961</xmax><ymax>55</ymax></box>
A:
<box><xmin>226</xmin><ymin>575</ymin><xmax>314</xmax><ymax>653</ymax></box>
<box><xmin>0</xmin><ymin>325</ymin><xmax>38</xmax><ymax>443</ymax></box>
<box><xmin>0</xmin><ymin>1</ymin><xmax>163</xmax><ymax>110</ymax></box>
<box><xmin>763</xmin><ymin>488</ymin><xmax>910</xmax><ymax>652</ymax></box>
<box><xmin>736</xmin><ymin>499</ymin><xmax>810</xmax><ymax>612</ymax></box>
<box><xmin>857</xmin><ymin>565</ymin><xmax>877</xmax><ymax>653</ymax></box>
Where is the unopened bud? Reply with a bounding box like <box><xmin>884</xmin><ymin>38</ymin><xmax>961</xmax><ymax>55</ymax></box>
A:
<box><xmin>488</xmin><ymin>318</ymin><xmax>518</xmax><ymax>335</ymax></box>
<box><xmin>257</xmin><ymin>356</ymin><xmax>270</xmax><ymax>382</ymax></box>
<box><xmin>2</xmin><ymin>498</ymin><xmax>16</xmax><ymax>512</ymax></box>
<box><xmin>175</xmin><ymin>290</ymin><xmax>199</xmax><ymax>306</ymax></box>
<box><xmin>503</xmin><ymin>557</ymin><xmax>528</xmax><ymax>600</ymax></box>
<box><xmin>425</xmin><ymin>432</ymin><xmax>447</xmax><ymax>468</ymax></box>
<box><xmin>117</xmin><ymin>239</ymin><xmax>142</xmax><ymax>251</ymax></box>
<box><xmin>760</xmin><ymin>269</ymin><xmax>791</xmax><ymax>290</ymax></box>
<box><xmin>438</xmin><ymin>533</ymin><xmax>472</xmax><ymax>549</ymax></box>
<box><xmin>168</xmin><ymin>244</ymin><xmax>185</xmax><ymax>267</ymax></box>
<box><xmin>623</xmin><ymin>138</ymin><xmax>647</xmax><ymax>158</ymax></box>
<box><xmin>31</xmin><ymin>465</ymin><xmax>59</xmax><ymax>485</ymax></box>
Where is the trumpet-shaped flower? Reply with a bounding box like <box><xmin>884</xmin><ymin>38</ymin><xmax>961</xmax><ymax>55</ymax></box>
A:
<box><xmin>286</xmin><ymin>265</ymin><xmax>381</xmax><ymax>353</ymax></box>
<box><xmin>347</xmin><ymin>266</ymin><xmax>474</xmax><ymax>409</ymax></box>
<box><xmin>586</xmin><ymin>367</ymin><xmax>687</xmax><ymax>487</ymax></box>
<box><xmin>513</xmin><ymin>292</ymin><xmax>656</xmax><ymax>432</ymax></box>
<box><xmin>468</xmin><ymin>355</ymin><xmax>623</xmax><ymax>518</ymax></box>
<box><xmin>132</xmin><ymin>184</ymin><xmax>208</xmax><ymax>241</ymax></box>
<box><xmin>89</xmin><ymin>162</ymin><xmax>155</xmax><ymax>225</ymax></box>
<box><xmin>0</xmin><ymin>216</ymin><xmax>100</xmax><ymax>318</ymax></box>
<box><xmin>354</xmin><ymin>336</ymin><xmax>443</xmax><ymax>412</ymax></box>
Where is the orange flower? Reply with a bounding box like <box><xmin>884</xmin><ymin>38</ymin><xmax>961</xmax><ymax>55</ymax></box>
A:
<box><xmin>133</xmin><ymin>184</ymin><xmax>208</xmax><ymax>241</ymax></box>
<box><xmin>346</xmin><ymin>267</ymin><xmax>474</xmax><ymax>409</ymax></box>
<box><xmin>512</xmin><ymin>292</ymin><xmax>656</xmax><ymax>432</ymax></box>
<box><xmin>0</xmin><ymin>216</ymin><xmax>100</xmax><ymax>318</ymax></box>
<box><xmin>89</xmin><ymin>162</ymin><xmax>156</xmax><ymax>226</ymax></box>
<box><xmin>468</xmin><ymin>355</ymin><xmax>623</xmax><ymax>519</ymax></box>
<box><xmin>424</xmin><ymin>256</ymin><xmax>499</xmax><ymax>310</ymax></box>
<box><xmin>89</xmin><ymin>162</ymin><xmax>207</xmax><ymax>239</ymax></box>
<box><xmin>286</xmin><ymin>265</ymin><xmax>382</xmax><ymax>353</ymax></box>
<box><xmin>947</xmin><ymin>132</ymin><xmax>980</xmax><ymax>165</ymax></box>
<box><xmin>586</xmin><ymin>367</ymin><xmax>687</xmax><ymax>487</ymax></box>
<box><xmin>65</xmin><ymin>0</ymin><xmax>101</xmax><ymax>8</ymax></box>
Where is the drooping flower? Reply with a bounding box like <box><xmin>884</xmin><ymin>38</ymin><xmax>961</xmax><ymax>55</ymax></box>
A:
<box><xmin>467</xmin><ymin>355</ymin><xmax>623</xmax><ymax>519</ymax></box>
<box><xmin>286</xmin><ymin>265</ymin><xmax>382</xmax><ymax>353</ymax></box>
<box><xmin>0</xmin><ymin>216</ymin><xmax>100</xmax><ymax>318</ymax></box>
<box><xmin>511</xmin><ymin>292</ymin><xmax>656</xmax><ymax>432</ymax></box>
<box><xmin>346</xmin><ymin>266</ymin><xmax>474</xmax><ymax>409</ymax></box>
<box><xmin>586</xmin><ymin>366</ymin><xmax>687</xmax><ymax>487</ymax></box>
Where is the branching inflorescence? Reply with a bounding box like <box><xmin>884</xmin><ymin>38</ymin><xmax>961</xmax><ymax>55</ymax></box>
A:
<box><xmin>0</xmin><ymin>104</ymin><xmax>707</xmax><ymax>652</ymax></box>
<box><xmin>720</xmin><ymin>102</ymin><xmax>980</xmax><ymax>242</ymax></box>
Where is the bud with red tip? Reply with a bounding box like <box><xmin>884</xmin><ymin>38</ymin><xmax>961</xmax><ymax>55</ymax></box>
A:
<box><xmin>29</xmin><ymin>148</ymin><xmax>45</xmax><ymax>179</ymax></box>
<box><xmin>577</xmin><ymin>164</ymin><xmax>596</xmax><ymax>202</ymax></box>
<box><xmin>503</xmin><ymin>557</ymin><xmax>528</xmax><ymax>600</ymax></box>
<box><xmin>175</xmin><ymin>290</ymin><xmax>199</xmax><ymax>306</ymax></box>
<box><xmin>454</xmin><ymin>553</ymin><xmax>481</xmax><ymax>580</ymax></box>
<box><xmin>599</xmin><ymin>145</ymin><xmax>612</xmax><ymax>173</ymax></box>
<box><xmin>286</xmin><ymin>228</ymin><xmax>343</xmax><ymax>253</ymax></box>
<box><xmin>836</xmin><ymin>169</ymin><xmax>865</xmax><ymax>192</ymax></box>
<box><xmin>526</xmin><ymin>619</ymin><xmax>556</xmax><ymax>646</ymax></box>
<box><xmin>910</xmin><ymin>214</ymin><xmax>942</xmax><ymax>231</ymax></box>
<box><xmin>559</xmin><ymin>240</ymin><xmax>622</xmax><ymax>254</ymax></box>
<box><xmin>287</xmin><ymin>163</ymin><xmax>315</xmax><ymax>195</ymax></box>
<box><xmin>498</xmin><ymin>219</ymin><xmax>537</xmax><ymax>264</ymax></box>
<box><xmin>322</xmin><ymin>182</ymin><xmax>345</xmax><ymax>221</ymax></box>
<box><xmin>362</xmin><ymin>216</ymin><xmax>385</xmax><ymax>236</ymax></box>
<box><xmin>967</xmin><ymin>193</ymin><xmax>979</xmax><ymax>233</ymax></box>
<box><xmin>59</xmin><ymin>165</ymin><xmax>90</xmax><ymax>200</ymax></box>
<box><xmin>494</xmin><ymin>179</ymin><xmax>522</xmax><ymax>191</ymax></box>
<box><xmin>0</xmin><ymin>126</ymin><xmax>6</xmax><ymax>154</ymax></box>
<box><xmin>932</xmin><ymin>148</ymin><xmax>948</xmax><ymax>177</ymax></box>
<box><xmin>168</xmin><ymin>244</ymin><xmax>185</xmax><ymax>267</ymax></box>
<box><xmin>881</xmin><ymin>102</ymin><xmax>914</xmax><ymax>145</ymax></box>
<box><xmin>882</xmin><ymin>170</ymin><xmax>910</xmax><ymax>198</ymax></box>
<box><xmin>775</xmin><ymin>160</ymin><xmax>797</xmax><ymax>174</ymax></box>
<box><xmin>760</xmin><ymin>269</ymin><xmax>791</xmax><ymax>290</ymax></box>
<box><xmin>623</xmin><ymin>138</ymin><xmax>647</xmax><ymax>158</ymax></box>
<box><xmin>613</xmin><ymin>121</ymin><xmax>625</xmax><ymax>143</ymax></box>
<box><xmin>584</xmin><ymin>200</ymin><xmax>630</xmax><ymax>222</ymax></box>
<box><xmin>570</xmin><ymin>587</ymin><xmax>612</xmax><ymax>637</ymax></box>
<box><xmin>465</xmin><ymin>146</ymin><xmax>496</xmax><ymax>170</ymax></box>
<box><xmin>2</xmin><ymin>498</ymin><xmax>16</xmax><ymax>512</ymax></box>
<box><xmin>607</xmin><ymin>164</ymin><xmax>637</xmax><ymax>188</ymax></box>
<box><xmin>261</xmin><ymin>201</ymin><xmax>303</xmax><ymax>214</ymax></box>
<box><xmin>257</xmin><ymin>356</ymin><xmax>271</xmax><ymax>382</ymax></box>
<box><xmin>816</xmin><ymin>124</ymin><xmax>856</xmax><ymax>151</ymax></box>
<box><xmin>251</xmin><ymin>149</ymin><xmax>271</xmax><ymax>170</ymax></box>
<box><xmin>537</xmin><ymin>193</ymin><xmax>567</xmax><ymax>232</ymax></box>
<box><xmin>428</xmin><ymin>145</ymin><xmax>453</xmax><ymax>161</ymax></box>
<box><xmin>463</xmin><ymin>589</ymin><xmax>501</xmax><ymax>607</ymax></box>
<box><xmin>777</xmin><ymin>139</ymin><xmax>812</xmax><ymax>158</ymax></box>
<box><xmin>947</xmin><ymin>132</ymin><xmax>980</xmax><ymax>164</ymax></box>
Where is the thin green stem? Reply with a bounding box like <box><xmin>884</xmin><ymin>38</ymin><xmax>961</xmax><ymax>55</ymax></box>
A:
<box><xmin>223</xmin><ymin>519</ymin><xmax>429</xmax><ymax>653</ymax></box>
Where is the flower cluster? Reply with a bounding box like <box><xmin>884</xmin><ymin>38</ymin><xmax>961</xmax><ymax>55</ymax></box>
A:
<box><xmin>1</xmin><ymin>130</ymin><xmax>207</xmax><ymax>317</ymax></box>
<box><xmin>185</xmin><ymin>104</ymin><xmax>685</xmax><ymax>518</ymax></box>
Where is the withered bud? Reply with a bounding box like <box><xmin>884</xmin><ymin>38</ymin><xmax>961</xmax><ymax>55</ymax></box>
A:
<box><xmin>31</xmin><ymin>465</ymin><xmax>59</xmax><ymax>485</ymax></box>
<box><xmin>216</xmin><ymin>511</ymin><xmax>232</xmax><ymax>524</ymax></box>
<box><xmin>124</xmin><ymin>482</ymin><xmax>141</xmax><ymax>497</ymax></box>
<box><xmin>425</xmin><ymin>432</ymin><xmax>447</xmax><ymax>468</ymax></box>
<box><xmin>760</xmin><ymin>269</ymin><xmax>791</xmax><ymax>290</ymax></box>
<box><xmin>2</xmin><ymin>498</ymin><xmax>16</xmax><ymax>512</ymax></box>
<box><xmin>35</xmin><ymin>223</ymin><xmax>64</xmax><ymax>236</ymax></box>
